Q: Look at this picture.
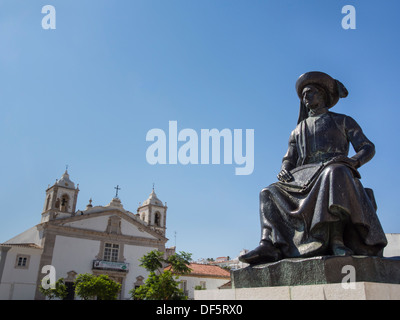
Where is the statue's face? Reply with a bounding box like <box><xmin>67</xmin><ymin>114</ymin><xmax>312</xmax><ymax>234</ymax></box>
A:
<box><xmin>302</xmin><ymin>85</ymin><xmax>326</xmax><ymax>110</ymax></box>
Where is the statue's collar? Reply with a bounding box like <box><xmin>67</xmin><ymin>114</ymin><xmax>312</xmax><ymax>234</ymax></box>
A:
<box><xmin>308</xmin><ymin>107</ymin><xmax>329</xmax><ymax>117</ymax></box>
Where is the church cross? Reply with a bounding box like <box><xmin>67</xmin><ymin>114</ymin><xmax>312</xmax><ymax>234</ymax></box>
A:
<box><xmin>114</xmin><ymin>185</ymin><xmax>121</xmax><ymax>198</ymax></box>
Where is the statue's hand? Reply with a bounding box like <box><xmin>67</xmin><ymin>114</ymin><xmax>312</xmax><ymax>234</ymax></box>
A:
<box><xmin>277</xmin><ymin>169</ymin><xmax>294</xmax><ymax>182</ymax></box>
<box><xmin>344</xmin><ymin>157</ymin><xmax>359</xmax><ymax>169</ymax></box>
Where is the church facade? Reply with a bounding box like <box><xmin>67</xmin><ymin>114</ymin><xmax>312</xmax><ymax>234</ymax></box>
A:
<box><xmin>0</xmin><ymin>170</ymin><xmax>172</xmax><ymax>300</ymax></box>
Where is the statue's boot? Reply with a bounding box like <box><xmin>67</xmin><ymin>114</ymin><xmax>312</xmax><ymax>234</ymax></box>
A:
<box><xmin>239</xmin><ymin>240</ymin><xmax>282</xmax><ymax>265</ymax></box>
<box><xmin>330</xmin><ymin>221</ymin><xmax>353</xmax><ymax>256</ymax></box>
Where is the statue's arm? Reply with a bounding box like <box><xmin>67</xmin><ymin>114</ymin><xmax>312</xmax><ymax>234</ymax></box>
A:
<box><xmin>277</xmin><ymin>131</ymin><xmax>297</xmax><ymax>182</ymax></box>
<box><xmin>345</xmin><ymin>116</ymin><xmax>376</xmax><ymax>168</ymax></box>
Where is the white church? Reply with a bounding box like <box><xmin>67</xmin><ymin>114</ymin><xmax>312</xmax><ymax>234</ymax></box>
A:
<box><xmin>0</xmin><ymin>170</ymin><xmax>173</xmax><ymax>300</ymax></box>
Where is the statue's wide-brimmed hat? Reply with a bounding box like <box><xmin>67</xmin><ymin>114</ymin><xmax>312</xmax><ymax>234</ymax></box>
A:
<box><xmin>295</xmin><ymin>71</ymin><xmax>348</xmax><ymax>109</ymax></box>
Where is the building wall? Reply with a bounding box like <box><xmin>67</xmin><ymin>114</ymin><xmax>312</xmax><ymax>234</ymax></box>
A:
<box><xmin>0</xmin><ymin>246</ymin><xmax>42</xmax><ymax>300</ymax></box>
<box><xmin>384</xmin><ymin>233</ymin><xmax>400</xmax><ymax>257</ymax></box>
<box><xmin>63</xmin><ymin>216</ymin><xmax>110</xmax><ymax>233</ymax></box>
<box><xmin>179</xmin><ymin>275</ymin><xmax>230</xmax><ymax>300</ymax></box>
<box><xmin>51</xmin><ymin>235</ymin><xmax>99</xmax><ymax>278</ymax></box>
<box><xmin>51</xmin><ymin>234</ymin><xmax>158</xmax><ymax>299</ymax></box>
<box><xmin>122</xmin><ymin>244</ymin><xmax>158</xmax><ymax>298</ymax></box>
<box><xmin>120</xmin><ymin>219</ymin><xmax>157</xmax><ymax>239</ymax></box>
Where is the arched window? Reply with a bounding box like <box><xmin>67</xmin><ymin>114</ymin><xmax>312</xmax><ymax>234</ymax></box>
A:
<box><xmin>45</xmin><ymin>195</ymin><xmax>51</xmax><ymax>211</ymax></box>
<box><xmin>154</xmin><ymin>212</ymin><xmax>161</xmax><ymax>227</ymax></box>
<box><xmin>60</xmin><ymin>194</ymin><xmax>69</xmax><ymax>212</ymax></box>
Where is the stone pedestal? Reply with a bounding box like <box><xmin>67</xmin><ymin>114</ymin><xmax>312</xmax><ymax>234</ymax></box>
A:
<box><xmin>232</xmin><ymin>255</ymin><xmax>400</xmax><ymax>288</ymax></box>
<box><xmin>194</xmin><ymin>282</ymin><xmax>400</xmax><ymax>300</ymax></box>
<box><xmin>194</xmin><ymin>256</ymin><xmax>400</xmax><ymax>300</ymax></box>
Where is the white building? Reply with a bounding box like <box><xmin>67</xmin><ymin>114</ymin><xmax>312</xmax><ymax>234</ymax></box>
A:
<box><xmin>167</xmin><ymin>263</ymin><xmax>231</xmax><ymax>300</ymax></box>
<box><xmin>384</xmin><ymin>233</ymin><xmax>400</xmax><ymax>258</ymax></box>
<box><xmin>209</xmin><ymin>250</ymin><xmax>249</xmax><ymax>270</ymax></box>
<box><xmin>0</xmin><ymin>170</ymin><xmax>172</xmax><ymax>300</ymax></box>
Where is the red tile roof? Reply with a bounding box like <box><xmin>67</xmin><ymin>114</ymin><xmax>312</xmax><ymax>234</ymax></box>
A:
<box><xmin>165</xmin><ymin>263</ymin><xmax>230</xmax><ymax>278</ymax></box>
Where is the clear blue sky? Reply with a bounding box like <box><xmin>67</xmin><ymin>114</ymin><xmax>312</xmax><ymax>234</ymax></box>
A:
<box><xmin>1</xmin><ymin>0</ymin><xmax>399</xmax><ymax>261</ymax></box>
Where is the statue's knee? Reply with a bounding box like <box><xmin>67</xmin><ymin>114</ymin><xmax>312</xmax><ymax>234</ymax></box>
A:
<box><xmin>325</xmin><ymin>163</ymin><xmax>350</xmax><ymax>176</ymax></box>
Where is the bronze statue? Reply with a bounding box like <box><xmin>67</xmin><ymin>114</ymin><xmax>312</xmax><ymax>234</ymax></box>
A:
<box><xmin>239</xmin><ymin>71</ymin><xmax>387</xmax><ymax>265</ymax></box>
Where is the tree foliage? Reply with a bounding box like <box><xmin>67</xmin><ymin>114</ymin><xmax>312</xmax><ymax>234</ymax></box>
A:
<box><xmin>38</xmin><ymin>277</ymin><xmax>68</xmax><ymax>300</ymax></box>
<box><xmin>138</xmin><ymin>250</ymin><xmax>164</xmax><ymax>274</ymax></box>
<box><xmin>130</xmin><ymin>250</ymin><xmax>192</xmax><ymax>300</ymax></box>
<box><xmin>74</xmin><ymin>273</ymin><xmax>121</xmax><ymax>300</ymax></box>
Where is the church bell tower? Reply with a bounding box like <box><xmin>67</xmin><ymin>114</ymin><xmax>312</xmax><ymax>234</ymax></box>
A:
<box><xmin>137</xmin><ymin>187</ymin><xmax>167</xmax><ymax>236</ymax></box>
<box><xmin>41</xmin><ymin>169</ymin><xmax>79</xmax><ymax>222</ymax></box>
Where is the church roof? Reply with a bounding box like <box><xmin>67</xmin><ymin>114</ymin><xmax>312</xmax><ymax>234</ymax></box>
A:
<box><xmin>142</xmin><ymin>189</ymin><xmax>164</xmax><ymax>206</ymax></box>
<box><xmin>55</xmin><ymin>170</ymin><xmax>75</xmax><ymax>189</ymax></box>
<box><xmin>82</xmin><ymin>197</ymin><xmax>132</xmax><ymax>216</ymax></box>
<box><xmin>3</xmin><ymin>225</ymin><xmax>43</xmax><ymax>248</ymax></box>
<box><xmin>0</xmin><ymin>243</ymin><xmax>42</xmax><ymax>249</ymax></box>
<box><xmin>105</xmin><ymin>197</ymin><xmax>124</xmax><ymax>209</ymax></box>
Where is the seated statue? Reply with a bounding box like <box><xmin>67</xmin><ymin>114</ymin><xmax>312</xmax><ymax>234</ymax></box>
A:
<box><xmin>239</xmin><ymin>71</ymin><xmax>388</xmax><ymax>265</ymax></box>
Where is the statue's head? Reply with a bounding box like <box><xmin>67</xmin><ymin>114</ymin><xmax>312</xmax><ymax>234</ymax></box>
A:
<box><xmin>296</xmin><ymin>71</ymin><xmax>348</xmax><ymax>123</ymax></box>
<box><xmin>302</xmin><ymin>84</ymin><xmax>328</xmax><ymax>110</ymax></box>
<box><xmin>296</xmin><ymin>71</ymin><xmax>348</xmax><ymax>109</ymax></box>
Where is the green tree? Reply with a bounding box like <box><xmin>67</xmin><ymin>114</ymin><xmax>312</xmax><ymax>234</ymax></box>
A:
<box><xmin>194</xmin><ymin>285</ymin><xmax>205</xmax><ymax>291</ymax></box>
<box><xmin>38</xmin><ymin>277</ymin><xmax>68</xmax><ymax>300</ymax></box>
<box><xmin>74</xmin><ymin>273</ymin><xmax>121</xmax><ymax>300</ymax></box>
<box><xmin>130</xmin><ymin>250</ymin><xmax>192</xmax><ymax>300</ymax></box>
